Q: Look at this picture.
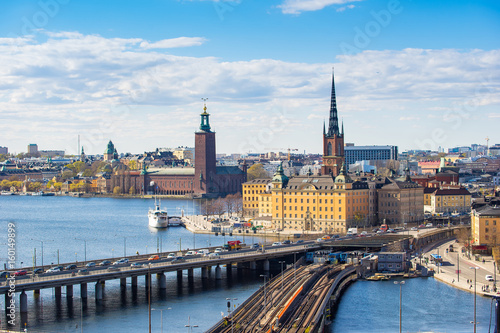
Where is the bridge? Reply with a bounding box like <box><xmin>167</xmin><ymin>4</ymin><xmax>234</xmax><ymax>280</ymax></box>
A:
<box><xmin>1</xmin><ymin>227</ymin><xmax>461</xmax><ymax>327</ymax></box>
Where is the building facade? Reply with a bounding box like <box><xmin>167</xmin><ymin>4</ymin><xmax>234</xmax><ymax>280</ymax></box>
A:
<box><xmin>345</xmin><ymin>145</ymin><xmax>398</xmax><ymax>169</ymax></box>
<box><xmin>377</xmin><ymin>176</ymin><xmax>424</xmax><ymax>225</ymax></box>
<box><xmin>242</xmin><ymin>179</ymin><xmax>271</xmax><ymax>217</ymax></box>
<box><xmin>429</xmin><ymin>187</ymin><xmax>472</xmax><ymax>215</ymax></box>
<box><xmin>472</xmin><ymin>205</ymin><xmax>500</xmax><ymax>246</ymax></box>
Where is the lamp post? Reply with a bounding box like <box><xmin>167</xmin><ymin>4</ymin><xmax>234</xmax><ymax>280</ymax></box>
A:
<box><xmin>74</xmin><ymin>238</ymin><xmax>91</xmax><ymax>262</ymax></box>
<box><xmin>278</xmin><ymin>261</ymin><xmax>285</xmax><ymax>291</ymax></box>
<box><xmin>185</xmin><ymin>316</ymin><xmax>198</xmax><ymax>332</ymax></box>
<box><xmin>394</xmin><ymin>281</ymin><xmax>405</xmax><ymax>333</ymax></box>
<box><xmin>151</xmin><ymin>307</ymin><xmax>171</xmax><ymax>333</ymax></box>
<box><xmin>260</xmin><ymin>274</ymin><xmax>268</xmax><ymax>309</ymax></box>
<box><xmin>470</xmin><ymin>266</ymin><xmax>479</xmax><ymax>333</ymax></box>
<box><xmin>31</xmin><ymin>238</ymin><xmax>52</xmax><ymax>269</ymax></box>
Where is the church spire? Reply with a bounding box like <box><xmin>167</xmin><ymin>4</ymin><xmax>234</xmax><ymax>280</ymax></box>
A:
<box><xmin>199</xmin><ymin>98</ymin><xmax>211</xmax><ymax>132</ymax></box>
<box><xmin>327</xmin><ymin>69</ymin><xmax>340</xmax><ymax>137</ymax></box>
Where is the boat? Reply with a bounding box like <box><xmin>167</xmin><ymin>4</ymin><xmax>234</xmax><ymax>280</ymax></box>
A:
<box><xmin>148</xmin><ymin>199</ymin><xmax>169</xmax><ymax>228</ymax></box>
<box><xmin>1</xmin><ymin>191</ymin><xmax>14</xmax><ymax>195</ymax></box>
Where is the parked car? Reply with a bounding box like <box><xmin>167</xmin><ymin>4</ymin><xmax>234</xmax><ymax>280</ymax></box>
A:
<box><xmin>65</xmin><ymin>264</ymin><xmax>77</xmax><ymax>270</ymax></box>
<box><xmin>85</xmin><ymin>262</ymin><xmax>96</xmax><ymax>268</ymax></box>
<box><xmin>166</xmin><ymin>253</ymin><xmax>176</xmax><ymax>259</ymax></box>
<box><xmin>14</xmin><ymin>270</ymin><xmax>27</xmax><ymax>276</ymax></box>
<box><xmin>486</xmin><ymin>275</ymin><xmax>495</xmax><ymax>281</ymax></box>
<box><xmin>47</xmin><ymin>266</ymin><xmax>63</xmax><ymax>273</ymax></box>
<box><xmin>99</xmin><ymin>260</ymin><xmax>111</xmax><ymax>266</ymax></box>
<box><xmin>148</xmin><ymin>255</ymin><xmax>160</xmax><ymax>261</ymax></box>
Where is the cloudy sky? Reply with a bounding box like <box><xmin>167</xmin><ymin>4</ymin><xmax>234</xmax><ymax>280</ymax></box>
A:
<box><xmin>0</xmin><ymin>0</ymin><xmax>499</xmax><ymax>156</ymax></box>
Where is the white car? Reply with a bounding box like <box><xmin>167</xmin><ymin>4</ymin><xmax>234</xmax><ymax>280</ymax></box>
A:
<box><xmin>166</xmin><ymin>253</ymin><xmax>176</xmax><ymax>259</ymax></box>
<box><xmin>486</xmin><ymin>275</ymin><xmax>494</xmax><ymax>281</ymax></box>
<box><xmin>271</xmin><ymin>242</ymin><xmax>282</xmax><ymax>246</ymax></box>
<box><xmin>214</xmin><ymin>248</ymin><xmax>223</xmax><ymax>254</ymax></box>
<box><xmin>185</xmin><ymin>251</ymin><xmax>196</xmax><ymax>256</ymax></box>
<box><xmin>208</xmin><ymin>253</ymin><xmax>220</xmax><ymax>258</ymax></box>
<box><xmin>316</xmin><ymin>238</ymin><xmax>324</xmax><ymax>243</ymax></box>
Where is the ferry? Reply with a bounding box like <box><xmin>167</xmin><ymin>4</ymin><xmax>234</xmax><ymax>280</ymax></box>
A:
<box><xmin>148</xmin><ymin>199</ymin><xmax>169</xmax><ymax>228</ymax></box>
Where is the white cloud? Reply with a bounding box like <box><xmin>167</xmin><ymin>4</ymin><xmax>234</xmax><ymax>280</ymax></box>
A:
<box><xmin>336</xmin><ymin>4</ymin><xmax>355</xmax><ymax>12</ymax></box>
<box><xmin>0</xmin><ymin>32</ymin><xmax>499</xmax><ymax>154</ymax></box>
<box><xmin>278</xmin><ymin>0</ymin><xmax>362</xmax><ymax>15</ymax></box>
<box><xmin>140</xmin><ymin>37</ymin><xmax>207</xmax><ymax>49</ymax></box>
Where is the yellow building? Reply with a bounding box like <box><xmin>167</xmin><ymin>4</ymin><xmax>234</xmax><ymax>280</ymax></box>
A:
<box><xmin>430</xmin><ymin>187</ymin><xmax>471</xmax><ymax>215</ymax></box>
<box><xmin>173</xmin><ymin>147</ymin><xmax>194</xmax><ymax>164</ymax></box>
<box><xmin>270</xmin><ymin>163</ymin><xmax>369</xmax><ymax>234</ymax></box>
<box><xmin>242</xmin><ymin>179</ymin><xmax>271</xmax><ymax>218</ymax></box>
<box><xmin>472</xmin><ymin>205</ymin><xmax>500</xmax><ymax>246</ymax></box>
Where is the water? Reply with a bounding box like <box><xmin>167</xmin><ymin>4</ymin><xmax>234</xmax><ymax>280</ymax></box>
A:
<box><xmin>0</xmin><ymin>196</ymin><xmax>496</xmax><ymax>332</ymax></box>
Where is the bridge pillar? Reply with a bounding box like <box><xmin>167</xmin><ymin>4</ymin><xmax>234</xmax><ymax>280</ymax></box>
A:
<box><xmin>250</xmin><ymin>261</ymin><xmax>257</xmax><ymax>270</ymax></box>
<box><xmin>54</xmin><ymin>286</ymin><xmax>62</xmax><ymax>298</ymax></box>
<box><xmin>158</xmin><ymin>273</ymin><xmax>167</xmax><ymax>289</ymax></box>
<box><xmin>5</xmin><ymin>293</ymin><xmax>12</xmax><ymax>313</ymax></box>
<box><xmin>226</xmin><ymin>263</ymin><xmax>232</xmax><ymax>273</ymax></box>
<box><xmin>215</xmin><ymin>265</ymin><xmax>222</xmax><ymax>280</ymax></box>
<box><xmin>33</xmin><ymin>289</ymin><xmax>40</xmax><ymax>298</ymax></box>
<box><xmin>177</xmin><ymin>270</ymin><xmax>183</xmax><ymax>280</ymax></box>
<box><xmin>20</xmin><ymin>291</ymin><xmax>28</xmax><ymax>313</ymax></box>
<box><xmin>263</xmin><ymin>260</ymin><xmax>270</xmax><ymax>271</ymax></box>
<box><xmin>80</xmin><ymin>283</ymin><xmax>87</xmax><ymax>299</ymax></box>
<box><xmin>145</xmin><ymin>274</ymin><xmax>150</xmax><ymax>288</ymax></box>
<box><xmin>66</xmin><ymin>285</ymin><xmax>73</xmax><ymax>298</ymax></box>
<box><xmin>201</xmin><ymin>267</ymin><xmax>208</xmax><ymax>279</ymax></box>
<box><xmin>188</xmin><ymin>268</ymin><xmax>194</xmax><ymax>279</ymax></box>
<box><xmin>95</xmin><ymin>282</ymin><xmax>103</xmax><ymax>301</ymax></box>
<box><xmin>120</xmin><ymin>278</ymin><xmax>126</xmax><ymax>288</ymax></box>
<box><xmin>131</xmin><ymin>276</ymin><xmax>138</xmax><ymax>287</ymax></box>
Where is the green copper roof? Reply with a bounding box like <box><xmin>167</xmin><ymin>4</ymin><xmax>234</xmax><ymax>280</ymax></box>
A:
<box><xmin>199</xmin><ymin>104</ymin><xmax>211</xmax><ymax>132</ymax></box>
<box><xmin>272</xmin><ymin>162</ymin><xmax>289</xmax><ymax>184</ymax></box>
<box><xmin>105</xmin><ymin>140</ymin><xmax>114</xmax><ymax>154</ymax></box>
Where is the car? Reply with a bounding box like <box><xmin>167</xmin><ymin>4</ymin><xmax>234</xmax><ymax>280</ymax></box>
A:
<box><xmin>486</xmin><ymin>275</ymin><xmax>494</xmax><ymax>282</ymax></box>
<box><xmin>387</xmin><ymin>229</ymin><xmax>395</xmax><ymax>233</ymax></box>
<box><xmin>316</xmin><ymin>238</ymin><xmax>324</xmax><ymax>243</ymax></box>
<box><xmin>418</xmin><ymin>224</ymin><xmax>426</xmax><ymax>228</ymax></box>
<box><xmin>172</xmin><ymin>256</ymin><xmax>186</xmax><ymax>263</ymax></box>
<box><xmin>14</xmin><ymin>270</ymin><xmax>27</xmax><ymax>276</ymax></box>
<box><xmin>372</xmin><ymin>228</ymin><xmax>379</xmax><ymax>233</ymax></box>
<box><xmin>251</xmin><ymin>243</ymin><xmax>260</xmax><ymax>249</ymax></box>
<box><xmin>107</xmin><ymin>266</ymin><xmax>120</xmax><ymax>272</ymax></box>
<box><xmin>113</xmin><ymin>258</ymin><xmax>129</xmax><ymax>265</ymax></box>
<box><xmin>99</xmin><ymin>260</ymin><xmax>111</xmax><ymax>266</ymax></box>
<box><xmin>148</xmin><ymin>255</ymin><xmax>160</xmax><ymax>261</ymax></box>
<box><xmin>272</xmin><ymin>242</ymin><xmax>282</xmax><ymax>246</ymax></box>
<box><xmin>130</xmin><ymin>263</ymin><xmax>143</xmax><ymax>269</ymax></box>
<box><xmin>47</xmin><ymin>266</ymin><xmax>63</xmax><ymax>273</ymax></box>
<box><xmin>85</xmin><ymin>262</ymin><xmax>96</xmax><ymax>268</ymax></box>
<box><xmin>214</xmin><ymin>248</ymin><xmax>223</xmax><ymax>253</ymax></box>
<box><xmin>296</xmin><ymin>240</ymin><xmax>304</xmax><ymax>244</ymax></box>
<box><xmin>208</xmin><ymin>253</ymin><xmax>220</xmax><ymax>258</ymax></box>
<box><xmin>166</xmin><ymin>253</ymin><xmax>176</xmax><ymax>259</ymax></box>
<box><xmin>411</xmin><ymin>227</ymin><xmax>418</xmax><ymax>231</ymax></box>
<box><xmin>33</xmin><ymin>268</ymin><xmax>44</xmax><ymax>274</ymax></box>
<box><xmin>282</xmin><ymin>240</ymin><xmax>291</xmax><ymax>245</ymax></box>
<box><xmin>426</xmin><ymin>223</ymin><xmax>433</xmax><ymax>228</ymax></box>
<box><xmin>0</xmin><ymin>271</ymin><xmax>10</xmax><ymax>278</ymax></box>
<box><xmin>185</xmin><ymin>251</ymin><xmax>196</xmax><ymax>256</ymax></box>
<box><xmin>65</xmin><ymin>264</ymin><xmax>77</xmax><ymax>270</ymax></box>
<box><xmin>376</xmin><ymin>230</ymin><xmax>385</xmax><ymax>234</ymax></box>
<box><xmin>78</xmin><ymin>269</ymin><xmax>89</xmax><ymax>275</ymax></box>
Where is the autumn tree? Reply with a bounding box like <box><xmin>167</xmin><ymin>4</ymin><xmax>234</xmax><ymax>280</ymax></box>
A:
<box><xmin>113</xmin><ymin>186</ymin><xmax>122</xmax><ymax>195</ymax></box>
<box><xmin>247</xmin><ymin>163</ymin><xmax>269</xmax><ymax>181</ymax></box>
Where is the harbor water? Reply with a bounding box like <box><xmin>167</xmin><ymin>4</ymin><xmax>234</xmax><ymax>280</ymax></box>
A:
<box><xmin>0</xmin><ymin>196</ymin><xmax>495</xmax><ymax>332</ymax></box>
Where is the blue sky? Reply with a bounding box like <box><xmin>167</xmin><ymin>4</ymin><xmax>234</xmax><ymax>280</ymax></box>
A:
<box><xmin>0</xmin><ymin>0</ymin><xmax>499</xmax><ymax>155</ymax></box>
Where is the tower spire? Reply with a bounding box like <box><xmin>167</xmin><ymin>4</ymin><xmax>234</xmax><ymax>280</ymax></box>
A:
<box><xmin>327</xmin><ymin>68</ymin><xmax>339</xmax><ymax>137</ymax></box>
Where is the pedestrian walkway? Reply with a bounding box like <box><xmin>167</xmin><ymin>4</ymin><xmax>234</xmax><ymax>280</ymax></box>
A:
<box><xmin>419</xmin><ymin>238</ymin><xmax>500</xmax><ymax>298</ymax></box>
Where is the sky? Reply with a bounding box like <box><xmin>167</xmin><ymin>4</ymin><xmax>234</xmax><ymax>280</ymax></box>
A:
<box><xmin>0</xmin><ymin>0</ymin><xmax>499</xmax><ymax>156</ymax></box>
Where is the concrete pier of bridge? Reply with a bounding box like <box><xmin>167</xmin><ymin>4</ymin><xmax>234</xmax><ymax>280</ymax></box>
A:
<box><xmin>95</xmin><ymin>281</ymin><xmax>103</xmax><ymax>300</ymax></box>
<box><xmin>66</xmin><ymin>285</ymin><xmax>73</xmax><ymax>298</ymax></box>
<box><xmin>81</xmin><ymin>283</ymin><xmax>87</xmax><ymax>299</ymax></box>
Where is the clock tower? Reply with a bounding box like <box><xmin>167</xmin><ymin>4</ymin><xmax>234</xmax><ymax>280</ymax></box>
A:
<box><xmin>321</xmin><ymin>71</ymin><xmax>344</xmax><ymax>176</ymax></box>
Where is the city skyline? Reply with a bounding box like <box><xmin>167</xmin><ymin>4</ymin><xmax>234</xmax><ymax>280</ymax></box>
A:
<box><xmin>0</xmin><ymin>0</ymin><xmax>499</xmax><ymax>155</ymax></box>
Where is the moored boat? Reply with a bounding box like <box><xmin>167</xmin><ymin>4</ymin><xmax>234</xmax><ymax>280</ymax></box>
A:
<box><xmin>148</xmin><ymin>199</ymin><xmax>169</xmax><ymax>228</ymax></box>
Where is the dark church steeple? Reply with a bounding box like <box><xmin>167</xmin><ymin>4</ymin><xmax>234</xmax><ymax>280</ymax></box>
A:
<box><xmin>327</xmin><ymin>69</ymin><xmax>340</xmax><ymax>138</ymax></box>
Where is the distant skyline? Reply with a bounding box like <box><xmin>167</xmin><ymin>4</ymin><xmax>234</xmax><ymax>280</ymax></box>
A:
<box><xmin>0</xmin><ymin>0</ymin><xmax>499</xmax><ymax>155</ymax></box>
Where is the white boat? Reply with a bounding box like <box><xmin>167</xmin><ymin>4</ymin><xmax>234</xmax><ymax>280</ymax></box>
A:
<box><xmin>1</xmin><ymin>191</ymin><xmax>14</xmax><ymax>195</ymax></box>
<box><xmin>148</xmin><ymin>199</ymin><xmax>169</xmax><ymax>228</ymax></box>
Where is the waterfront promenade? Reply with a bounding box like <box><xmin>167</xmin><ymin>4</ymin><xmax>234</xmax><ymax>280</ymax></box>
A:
<box><xmin>420</xmin><ymin>238</ymin><xmax>499</xmax><ymax>298</ymax></box>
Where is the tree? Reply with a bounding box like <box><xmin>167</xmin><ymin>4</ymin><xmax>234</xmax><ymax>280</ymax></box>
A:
<box><xmin>82</xmin><ymin>169</ymin><xmax>93</xmax><ymax>177</ymax></box>
<box><xmin>113</xmin><ymin>186</ymin><xmax>122</xmax><ymax>195</ymax></box>
<box><xmin>61</xmin><ymin>170</ymin><xmax>75</xmax><ymax>180</ymax></box>
<box><xmin>28</xmin><ymin>182</ymin><xmax>42</xmax><ymax>192</ymax></box>
<box><xmin>128</xmin><ymin>160</ymin><xmax>138</xmax><ymax>170</ymax></box>
<box><xmin>247</xmin><ymin>163</ymin><xmax>269</xmax><ymax>181</ymax></box>
<box><xmin>212</xmin><ymin>198</ymin><xmax>226</xmax><ymax>218</ymax></box>
<box><xmin>129</xmin><ymin>186</ymin><xmax>136</xmax><ymax>195</ymax></box>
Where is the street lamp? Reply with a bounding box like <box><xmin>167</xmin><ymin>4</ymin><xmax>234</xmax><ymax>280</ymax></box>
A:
<box><xmin>394</xmin><ymin>281</ymin><xmax>405</xmax><ymax>333</ymax></box>
<box><xmin>31</xmin><ymin>238</ymin><xmax>53</xmax><ymax>269</ymax></box>
<box><xmin>151</xmin><ymin>307</ymin><xmax>171</xmax><ymax>333</ymax></box>
<box><xmin>260</xmin><ymin>274</ymin><xmax>268</xmax><ymax>309</ymax></box>
<box><xmin>470</xmin><ymin>266</ymin><xmax>479</xmax><ymax>333</ymax></box>
<box><xmin>278</xmin><ymin>261</ymin><xmax>285</xmax><ymax>291</ymax></box>
<box><xmin>75</xmin><ymin>238</ymin><xmax>93</xmax><ymax>262</ymax></box>
<box><xmin>185</xmin><ymin>316</ymin><xmax>198</xmax><ymax>332</ymax></box>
